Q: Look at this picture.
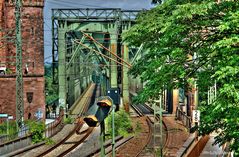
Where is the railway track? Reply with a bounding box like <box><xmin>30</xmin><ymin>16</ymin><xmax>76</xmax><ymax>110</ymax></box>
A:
<box><xmin>131</xmin><ymin>104</ymin><xmax>153</xmax><ymax>157</ymax></box>
<box><xmin>131</xmin><ymin>103</ymin><xmax>169</xmax><ymax>157</ymax></box>
<box><xmin>132</xmin><ymin>104</ymin><xmax>153</xmax><ymax>116</ymax></box>
<box><xmin>6</xmin><ymin>83</ymin><xmax>99</xmax><ymax>157</ymax></box>
<box><xmin>37</xmin><ymin>120</ymin><xmax>94</xmax><ymax>157</ymax></box>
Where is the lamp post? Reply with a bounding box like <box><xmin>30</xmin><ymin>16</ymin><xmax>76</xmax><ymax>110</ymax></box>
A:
<box><xmin>100</xmin><ymin>121</ymin><xmax>106</xmax><ymax>157</ymax></box>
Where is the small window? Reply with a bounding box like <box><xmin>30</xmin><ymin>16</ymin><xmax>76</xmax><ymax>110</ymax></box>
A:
<box><xmin>30</xmin><ymin>27</ymin><xmax>34</xmax><ymax>35</ymax></box>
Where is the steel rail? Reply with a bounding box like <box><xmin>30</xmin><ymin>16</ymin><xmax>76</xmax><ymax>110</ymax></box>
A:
<box><xmin>131</xmin><ymin>104</ymin><xmax>153</xmax><ymax>157</ymax></box>
<box><xmin>131</xmin><ymin>103</ymin><xmax>169</xmax><ymax>157</ymax></box>
<box><xmin>55</xmin><ymin>127</ymin><xmax>94</xmax><ymax>157</ymax></box>
<box><xmin>131</xmin><ymin>104</ymin><xmax>144</xmax><ymax>116</ymax></box>
<box><xmin>7</xmin><ymin>84</ymin><xmax>97</xmax><ymax>157</ymax></box>
<box><xmin>36</xmin><ymin>84</ymin><xmax>98</xmax><ymax>157</ymax></box>
<box><xmin>35</xmin><ymin>120</ymin><xmax>85</xmax><ymax>157</ymax></box>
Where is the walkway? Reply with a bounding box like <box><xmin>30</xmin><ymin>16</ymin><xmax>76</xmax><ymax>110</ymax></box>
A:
<box><xmin>200</xmin><ymin>134</ymin><xmax>223</xmax><ymax>157</ymax></box>
<box><xmin>163</xmin><ymin>116</ymin><xmax>189</xmax><ymax>157</ymax></box>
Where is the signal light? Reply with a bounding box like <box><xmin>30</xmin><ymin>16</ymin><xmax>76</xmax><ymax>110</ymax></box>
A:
<box><xmin>83</xmin><ymin>115</ymin><xmax>98</xmax><ymax>127</ymax></box>
<box><xmin>84</xmin><ymin>96</ymin><xmax>113</xmax><ymax>127</ymax></box>
<box><xmin>97</xmin><ymin>99</ymin><xmax>112</xmax><ymax>107</ymax></box>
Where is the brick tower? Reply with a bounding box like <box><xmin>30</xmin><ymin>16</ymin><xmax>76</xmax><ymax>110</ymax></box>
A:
<box><xmin>0</xmin><ymin>0</ymin><xmax>45</xmax><ymax>122</ymax></box>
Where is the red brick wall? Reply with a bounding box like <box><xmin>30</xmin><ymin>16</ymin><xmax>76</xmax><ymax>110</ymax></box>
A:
<box><xmin>3</xmin><ymin>1</ymin><xmax>44</xmax><ymax>74</ymax></box>
<box><xmin>0</xmin><ymin>0</ymin><xmax>45</xmax><ymax>122</ymax></box>
<box><xmin>0</xmin><ymin>0</ymin><xmax>6</xmax><ymax>65</ymax></box>
<box><xmin>0</xmin><ymin>77</ymin><xmax>45</xmax><ymax>121</ymax></box>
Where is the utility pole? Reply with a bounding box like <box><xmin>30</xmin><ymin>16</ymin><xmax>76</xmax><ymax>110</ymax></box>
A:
<box><xmin>15</xmin><ymin>0</ymin><xmax>24</xmax><ymax>129</ymax></box>
<box><xmin>154</xmin><ymin>97</ymin><xmax>163</xmax><ymax>157</ymax></box>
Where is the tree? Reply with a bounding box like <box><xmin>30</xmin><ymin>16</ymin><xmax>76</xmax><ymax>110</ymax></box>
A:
<box><xmin>45</xmin><ymin>64</ymin><xmax>58</xmax><ymax>105</ymax></box>
<box><xmin>123</xmin><ymin>0</ymin><xmax>239</xmax><ymax>153</ymax></box>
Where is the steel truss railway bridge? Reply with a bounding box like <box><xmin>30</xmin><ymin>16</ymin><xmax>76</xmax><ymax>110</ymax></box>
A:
<box><xmin>51</xmin><ymin>8</ymin><xmax>146</xmax><ymax>113</ymax></box>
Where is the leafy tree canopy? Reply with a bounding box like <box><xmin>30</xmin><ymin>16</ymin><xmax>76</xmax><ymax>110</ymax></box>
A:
<box><xmin>124</xmin><ymin>0</ymin><xmax>239</xmax><ymax>153</ymax></box>
<box><xmin>45</xmin><ymin>65</ymin><xmax>58</xmax><ymax>105</ymax></box>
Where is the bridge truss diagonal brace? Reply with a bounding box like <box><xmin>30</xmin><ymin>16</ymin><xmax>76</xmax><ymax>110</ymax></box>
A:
<box><xmin>66</xmin><ymin>35</ymin><xmax>86</xmax><ymax>70</ymax></box>
<box><xmin>91</xmin><ymin>39</ymin><xmax>109</xmax><ymax>68</ymax></box>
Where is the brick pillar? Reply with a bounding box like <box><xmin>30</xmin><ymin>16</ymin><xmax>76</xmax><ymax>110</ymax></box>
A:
<box><xmin>0</xmin><ymin>1</ymin><xmax>6</xmax><ymax>65</ymax></box>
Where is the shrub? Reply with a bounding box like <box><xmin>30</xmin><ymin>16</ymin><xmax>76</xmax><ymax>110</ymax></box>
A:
<box><xmin>106</xmin><ymin>110</ymin><xmax>133</xmax><ymax>137</ymax></box>
<box><xmin>0</xmin><ymin>121</ymin><xmax>17</xmax><ymax>136</ymax></box>
<box><xmin>27</xmin><ymin>121</ymin><xmax>45</xmax><ymax>143</ymax></box>
<box><xmin>64</xmin><ymin>117</ymin><xmax>73</xmax><ymax>124</ymax></box>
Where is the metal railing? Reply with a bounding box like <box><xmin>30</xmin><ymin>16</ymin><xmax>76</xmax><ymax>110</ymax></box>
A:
<box><xmin>176</xmin><ymin>107</ymin><xmax>192</xmax><ymax>130</ymax></box>
<box><xmin>0</xmin><ymin>127</ymin><xmax>29</xmax><ymax>144</ymax></box>
<box><xmin>45</xmin><ymin>110</ymin><xmax>64</xmax><ymax>138</ymax></box>
<box><xmin>0</xmin><ymin>110</ymin><xmax>64</xmax><ymax>144</ymax></box>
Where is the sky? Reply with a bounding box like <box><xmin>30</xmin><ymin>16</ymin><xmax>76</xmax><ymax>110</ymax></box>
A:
<box><xmin>43</xmin><ymin>0</ymin><xmax>153</xmax><ymax>63</ymax></box>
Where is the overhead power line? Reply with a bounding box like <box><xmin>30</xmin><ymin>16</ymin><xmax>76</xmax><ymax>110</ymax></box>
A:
<box><xmin>81</xmin><ymin>31</ymin><xmax>132</xmax><ymax>67</ymax></box>
<box><xmin>73</xmin><ymin>39</ymin><xmax>130</xmax><ymax>69</ymax></box>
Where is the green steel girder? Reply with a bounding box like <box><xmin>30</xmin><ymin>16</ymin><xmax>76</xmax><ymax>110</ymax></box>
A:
<box><xmin>91</xmin><ymin>39</ymin><xmax>109</xmax><ymax>68</ymax></box>
<box><xmin>58</xmin><ymin>22</ymin><xmax>67</xmax><ymax>111</ymax></box>
<box><xmin>131</xmin><ymin>44</ymin><xmax>144</xmax><ymax>64</ymax></box>
<box><xmin>52</xmin><ymin>8</ymin><xmax>141</xmax><ymax>84</ymax></box>
<box><xmin>54</xmin><ymin>9</ymin><xmax>148</xmax><ymax>110</ymax></box>
<box><xmin>107</xmin><ymin>23</ymin><xmax>118</xmax><ymax>89</ymax></box>
<box><xmin>65</xmin><ymin>31</ymin><xmax>108</xmax><ymax>107</ymax></box>
<box><xmin>52</xmin><ymin>8</ymin><xmax>140</xmax><ymax>22</ymax></box>
<box><xmin>66</xmin><ymin>35</ymin><xmax>86</xmax><ymax>69</ymax></box>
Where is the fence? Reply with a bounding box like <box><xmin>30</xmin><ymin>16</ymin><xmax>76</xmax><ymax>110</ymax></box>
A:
<box><xmin>186</xmin><ymin>135</ymin><xmax>210</xmax><ymax>157</ymax></box>
<box><xmin>45</xmin><ymin>109</ymin><xmax>64</xmax><ymax>138</ymax></box>
<box><xmin>0</xmin><ymin>127</ymin><xmax>29</xmax><ymax>144</ymax></box>
<box><xmin>0</xmin><ymin>109</ymin><xmax>64</xmax><ymax>144</ymax></box>
<box><xmin>176</xmin><ymin>106</ymin><xmax>192</xmax><ymax>130</ymax></box>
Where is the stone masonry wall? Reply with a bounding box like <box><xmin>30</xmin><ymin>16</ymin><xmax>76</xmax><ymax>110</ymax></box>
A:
<box><xmin>0</xmin><ymin>0</ymin><xmax>45</xmax><ymax>122</ymax></box>
<box><xmin>4</xmin><ymin>1</ymin><xmax>44</xmax><ymax>74</ymax></box>
<box><xmin>0</xmin><ymin>77</ymin><xmax>45</xmax><ymax>121</ymax></box>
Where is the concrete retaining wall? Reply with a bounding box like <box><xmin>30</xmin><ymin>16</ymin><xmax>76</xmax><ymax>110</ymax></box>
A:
<box><xmin>0</xmin><ymin>136</ymin><xmax>32</xmax><ymax>156</ymax></box>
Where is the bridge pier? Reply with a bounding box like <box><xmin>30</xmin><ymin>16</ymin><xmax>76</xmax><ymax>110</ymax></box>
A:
<box><xmin>122</xmin><ymin>44</ymin><xmax>130</xmax><ymax>112</ymax></box>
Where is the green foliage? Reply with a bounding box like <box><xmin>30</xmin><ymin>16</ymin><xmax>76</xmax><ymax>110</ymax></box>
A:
<box><xmin>124</xmin><ymin>0</ymin><xmax>239</xmax><ymax>153</ymax></box>
<box><xmin>64</xmin><ymin>117</ymin><xmax>74</xmax><ymax>124</ymax></box>
<box><xmin>135</xmin><ymin>121</ymin><xmax>142</xmax><ymax>134</ymax></box>
<box><xmin>26</xmin><ymin>121</ymin><xmax>45</xmax><ymax>144</ymax></box>
<box><xmin>45</xmin><ymin>64</ymin><xmax>58</xmax><ymax>104</ymax></box>
<box><xmin>0</xmin><ymin>121</ymin><xmax>17</xmax><ymax>136</ymax></box>
<box><xmin>45</xmin><ymin>138</ymin><xmax>55</xmax><ymax>145</ymax></box>
<box><xmin>106</xmin><ymin>110</ymin><xmax>133</xmax><ymax>137</ymax></box>
<box><xmin>6</xmin><ymin>68</ymin><xmax>12</xmax><ymax>74</ymax></box>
